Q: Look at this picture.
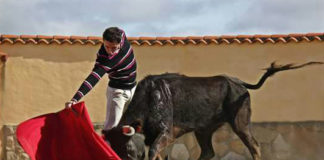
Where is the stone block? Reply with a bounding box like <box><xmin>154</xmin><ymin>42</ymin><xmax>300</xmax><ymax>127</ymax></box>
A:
<box><xmin>252</xmin><ymin>125</ymin><xmax>278</xmax><ymax>143</ymax></box>
<box><xmin>20</xmin><ymin>153</ymin><xmax>31</xmax><ymax>160</ymax></box>
<box><xmin>213</xmin><ymin>127</ymin><xmax>231</xmax><ymax>143</ymax></box>
<box><xmin>229</xmin><ymin>139</ymin><xmax>246</xmax><ymax>155</ymax></box>
<box><xmin>210</xmin><ymin>155</ymin><xmax>220</xmax><ymax>160</ymax></box>
<box><xmin>272</xmin><ymin>134</ymin><xmax>292</xmax><ymax>160</ymax></box>
<box><xmin>3</xmin><ymin>126</ymin><xmax>15</xmax><ymax>136</ymax></box>
<box><xmin>180</xmin><ymin>133</ymin><xmax>198</xmax><ymax>150</ymax></box>
<box><xmin>260</xmin><ymin>143</ymin><xmax>272</xmax><ymax>160</ymax></box>
<box><xmin>220</xmin><ymin>151</ymin><xmax>246</xmax><ymax>160</ymax></box>
<box><xmin>5</xmin><ymin>136</ymin><xmax>15</xmax><ymax>151</ymax></box>
<box><xmin>213</xmin><ymin>142</ymin><xmax>229</xmax><ymax>157</ymax></box>
<box><xmin>2</xmin><ymin>122</ymin><xmax>324</xmax><ymax>160</ymax></box>
<box><xmin>6</xmin><ymin>151</ymin><xmax>17</xmax><ymax>160</ymax></box>
<box><xmin>276</xmin><ymin>123</ymin><xmax>295</xmax><ymax>135</ymax></box>
<box><xmin>16</xmin><ymin>145</ymin><xmax>25</xmax><ymax>153</ymax></box>
<box><xmin>170</xmin><ymin>143</ymin><xmax>190</xmax><ymax>160</ymax></box>
<box><xmin>188</xmin><ymin>145</ymin><xmax>201</xmax><ymax>160</ymax></box>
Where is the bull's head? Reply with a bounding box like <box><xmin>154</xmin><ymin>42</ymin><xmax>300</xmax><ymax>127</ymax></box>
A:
<box><xmin>104</xmin><ymin>125</ymin><xmax>145</xmax><ymax>160</ymax></box>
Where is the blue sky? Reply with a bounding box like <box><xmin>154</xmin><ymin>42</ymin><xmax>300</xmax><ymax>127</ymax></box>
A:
<box><xmin>0</xmin><ymin>0</ymin><xmax>323</xmax><ymax>37</ymax></box>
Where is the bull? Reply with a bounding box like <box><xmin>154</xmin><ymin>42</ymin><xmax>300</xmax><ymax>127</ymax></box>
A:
<box><xmin>104</xmin><ymin>61</ymin><xmax>322</xmax><ymax>160</ymax></box>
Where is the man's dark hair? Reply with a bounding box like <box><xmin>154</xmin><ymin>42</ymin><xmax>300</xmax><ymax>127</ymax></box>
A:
<box><xmin>103</xmin><ymin>27</ymin><xmax>123</xmax><ymax>43</ymax></box>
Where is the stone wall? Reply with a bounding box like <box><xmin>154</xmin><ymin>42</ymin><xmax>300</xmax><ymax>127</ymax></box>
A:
<box><xmin>3</xmin><ymin>121</ymin><xmax>324</xmax><ymax>160</ymax></box>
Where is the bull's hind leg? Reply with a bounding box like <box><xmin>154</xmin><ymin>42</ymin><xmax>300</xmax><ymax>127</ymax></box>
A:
<box><xmin>229</xmin><ymin>95</ymin><xmax>261</xmax><ymax>160</ymax></box>
<box><xmin>194</xmin><ymin>128</ymin><xmax>218</xmax><ymax>160</ymax></box>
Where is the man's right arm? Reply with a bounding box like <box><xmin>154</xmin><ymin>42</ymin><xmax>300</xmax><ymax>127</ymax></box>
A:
<box><xmin>65</xmin><ymin>64</ymin><xmax>106</xmax><ymax>108</ymax></box>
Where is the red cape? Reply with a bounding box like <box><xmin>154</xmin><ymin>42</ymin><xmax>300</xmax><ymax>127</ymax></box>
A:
<box><xmin>16</xmin><ymin>102</ymin><xmax>121</xmax><ymax>160</ymax></box>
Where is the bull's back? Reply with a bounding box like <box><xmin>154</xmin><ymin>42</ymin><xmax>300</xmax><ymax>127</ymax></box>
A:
<box><xmin>163</xmin><ymin>75</ymin><xmax>229</xmax><ymax>130</ymax></box>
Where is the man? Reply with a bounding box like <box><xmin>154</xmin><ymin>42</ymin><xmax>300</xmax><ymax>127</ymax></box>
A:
<box><xmin>65</xmin><ymin>27</ymin><xmax>137</xmax><ymax>133</ymax></box>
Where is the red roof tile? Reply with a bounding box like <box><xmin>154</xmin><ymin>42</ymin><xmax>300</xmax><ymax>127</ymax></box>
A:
<box><xmin>72</xmin><ymin>39</ymin><xmax>85</xmax><ymax>45</ymax></box>
<box><xmin>139</xmin><ymin>37</ymin><xmax>156</xmax><ymax>40</ymax></box>
<box><xmin>70</xmin><ymin>36</ymin><xmax>87</xmax><ymax>40</ymax></box>
<box><xmin>0</xmin><ymin>33</ymin><xmax>323</xmax><ymax>46</ymax></box>
<box><xmin>170</xmin><ymin>37</ymin><xmax>187</xmax><ymax>40</ymax></box>
<box><xmin>199</xmin><ymin>39</ymin><xmax>208</xmax><ymax>45</ymax></box>
<box><xmin>128</xmin><ymin>37</ymin><xmax>139</xmax><ymax>41</ymax></box>
<box><xmin>53</xmin><ymin>35</ymin><xmax>70</xmax><ymax>39</ymax></box>
<box><xmin>26</xmin><ymin>38</ymin><xmax>38</xmax><ymax>44</ymax></box>
<box><xmin>62</xmin><ymin>39</ymin><xmax>73</xmax><ymax>45</ymax></box>
<box><xmin>187</xmin><ymin>36</ymin><xmax>204</xmax><ymax>40</ymax></box>
<box><xmin>156</xmin><ymin>37</ymin><xmax>170</xmax><ymax>41</ymax></box>
<box><xmin>236</xmin><ymin>35</ymin><xmax>254</xmax><ymax>39</ymax></box>
<box><xmin>152</xmin><ymin>40</ymin><xmax>164</xmax><ymax>46</ymax></box>
<box><xmin>220</xmin><ymin>35</ymin><xmax>236</xmax><ymax>39</ymax></box>
<box><xmin>38</xmin><ymin>39</ymin><xmax>50</xmax><ymax>44</ymax></box>
<box><xmin>141</xmin><ymin>40</ymin><xmax>152</xmax><ymax>46</ymax></box>
<box><xmin>288</xmin><ymin>37</ymin><xmax>299</xmax><ymax>42</ymax></box>
<box><xmin>20</xmin><ymin>35</ymin><xmax>37</xmax><ymax>39</ymax></box>
<box><xmin>233</xmin><ymin>39</ymin><xmax>241</xmax><ymax>44</ymax></box>
<box><xmin>288</xmin><ymin>33</ymin><xmax>305</xmax><ymax>37</ymax></box>
<box><xmin>37</xmin><ymin>35</ymin><xmax>53</xmax><ymax>39</ymax></box>
<box><xmin>203</xmin><ymin>36</ymin><xmax>219</xmax><ymax>40</ymax></box>
<box><xmin>306</xmin><ymin>33</ymin><xmax>323</xmax><ymax>36</ymax></box>
<box><xmin>220</xmin><ymin>39</ymin><xmax>231</xmax><ymax>44</ymax></box>
<box><xmin>87</xmin><ymin>36</ymin><xmax>101</xmax><ymax>40</ymax></box>
<box><xmin>14</xmin><ymin>39</ymin><xmax>26</xmax><ymax>44</ymax></box>
<box><xmin>1</xmin><ymin>35</ymin><xmax>19</xmax><ymax>39</ymax></box>
<box><xmin>271</xmin><ymin>34</ymin><xmax>288</xmax><ymax>38</ymax></box>
<box><xmin>254</xmin><ymin>34</ymin><xmax>271</xmax><ymax>38</ymax></box>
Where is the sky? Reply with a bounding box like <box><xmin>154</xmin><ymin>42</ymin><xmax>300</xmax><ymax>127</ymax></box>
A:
<box><xmin>0</xmin><ymin>0</ymin><xmax>323</xmax><ymax>37</ymax></box>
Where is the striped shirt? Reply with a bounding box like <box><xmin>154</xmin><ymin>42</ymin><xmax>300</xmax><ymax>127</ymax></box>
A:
<box><xmin>71</xmin><ymin>32</ymin><xmax>137</xmax><ymax>102</ymax></box>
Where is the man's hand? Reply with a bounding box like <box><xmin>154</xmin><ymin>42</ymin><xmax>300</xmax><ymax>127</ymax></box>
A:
<box><xmin>65</xmin><ymin>100</ymin><xmax>77</xmax><ymax>109</ymax></box>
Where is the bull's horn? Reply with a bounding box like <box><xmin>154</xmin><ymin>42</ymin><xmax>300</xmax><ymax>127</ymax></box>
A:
<box><xmin>122</xmin><ymin>125</ymin><xmax>135</xmax><ymax>136</ymax></box>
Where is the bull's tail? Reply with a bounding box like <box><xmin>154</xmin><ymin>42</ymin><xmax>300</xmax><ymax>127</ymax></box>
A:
<box><xmin>241</xmin><ymin>61</ymin><xmax>323</xmax><ymax>90</ymax></box>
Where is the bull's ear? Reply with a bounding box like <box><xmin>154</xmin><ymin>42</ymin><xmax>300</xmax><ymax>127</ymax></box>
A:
<box><xmin>122</xmin><ymin>125</ymin><xmax>135</xmax><ymax>136</ymax></box>
<box><xmin>131</xmin><ymin>119</ymin><xmax>143</xmax><ymax>133</ymax></box>
<box><xmin>135</xmin><ymin>125</ymin><xmax>142</xmax><ymax>133</ymax></box>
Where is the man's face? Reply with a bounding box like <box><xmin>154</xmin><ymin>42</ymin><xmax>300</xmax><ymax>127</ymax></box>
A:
<box><xmin>103</xmin><ymin>40</ymin><xmax>121</xmax><ymax>55</ymax></box>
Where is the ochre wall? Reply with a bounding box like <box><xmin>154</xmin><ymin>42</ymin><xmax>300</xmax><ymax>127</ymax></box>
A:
<box><xmin>0</xmin><ymin>42</ymin><xmax>323</xmax><ymax>128</ymax></box>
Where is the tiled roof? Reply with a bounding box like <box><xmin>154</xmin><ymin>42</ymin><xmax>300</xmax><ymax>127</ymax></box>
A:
<box><xmin>0</xmin><ymin>33</ymin><xmax>323</xmax><ymax>46</ymax></box>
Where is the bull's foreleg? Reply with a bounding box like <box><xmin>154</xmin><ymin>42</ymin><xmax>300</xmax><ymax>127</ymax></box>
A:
<box><xmin>148</xmin><ymin>129</ymin><xmax>173</xmax><ymax>160</ymax></box>
<box><xmin>148</xmin><ymin>80</ymin><xmax>174</xmax><ymax>160</ymax></box>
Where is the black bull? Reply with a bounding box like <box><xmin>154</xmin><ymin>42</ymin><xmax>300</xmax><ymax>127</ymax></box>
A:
<box><xmin>104</xmin><ymin>62</ymin><xmax>322</xmax><ymax>160</ymax></box>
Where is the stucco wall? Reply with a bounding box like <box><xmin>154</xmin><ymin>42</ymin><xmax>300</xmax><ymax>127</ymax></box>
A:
<box><xmin>0</xmin><ymin>42</ymin><xmax>323</xmax><ymax>127</ymax></box>
<box><xmin>134</xmin><ymin>43</ymin><xmax>324</xmax><ymax>122</ymax></box>
<box><xmin>0</xmin><ymin>40</ymin><xmax>323</xmax><ymax>159</ymax></box>
<box><xmin>0</xmin><ymin>52</ymin><xmax>7</xmax><ymax>160</ymax></box>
